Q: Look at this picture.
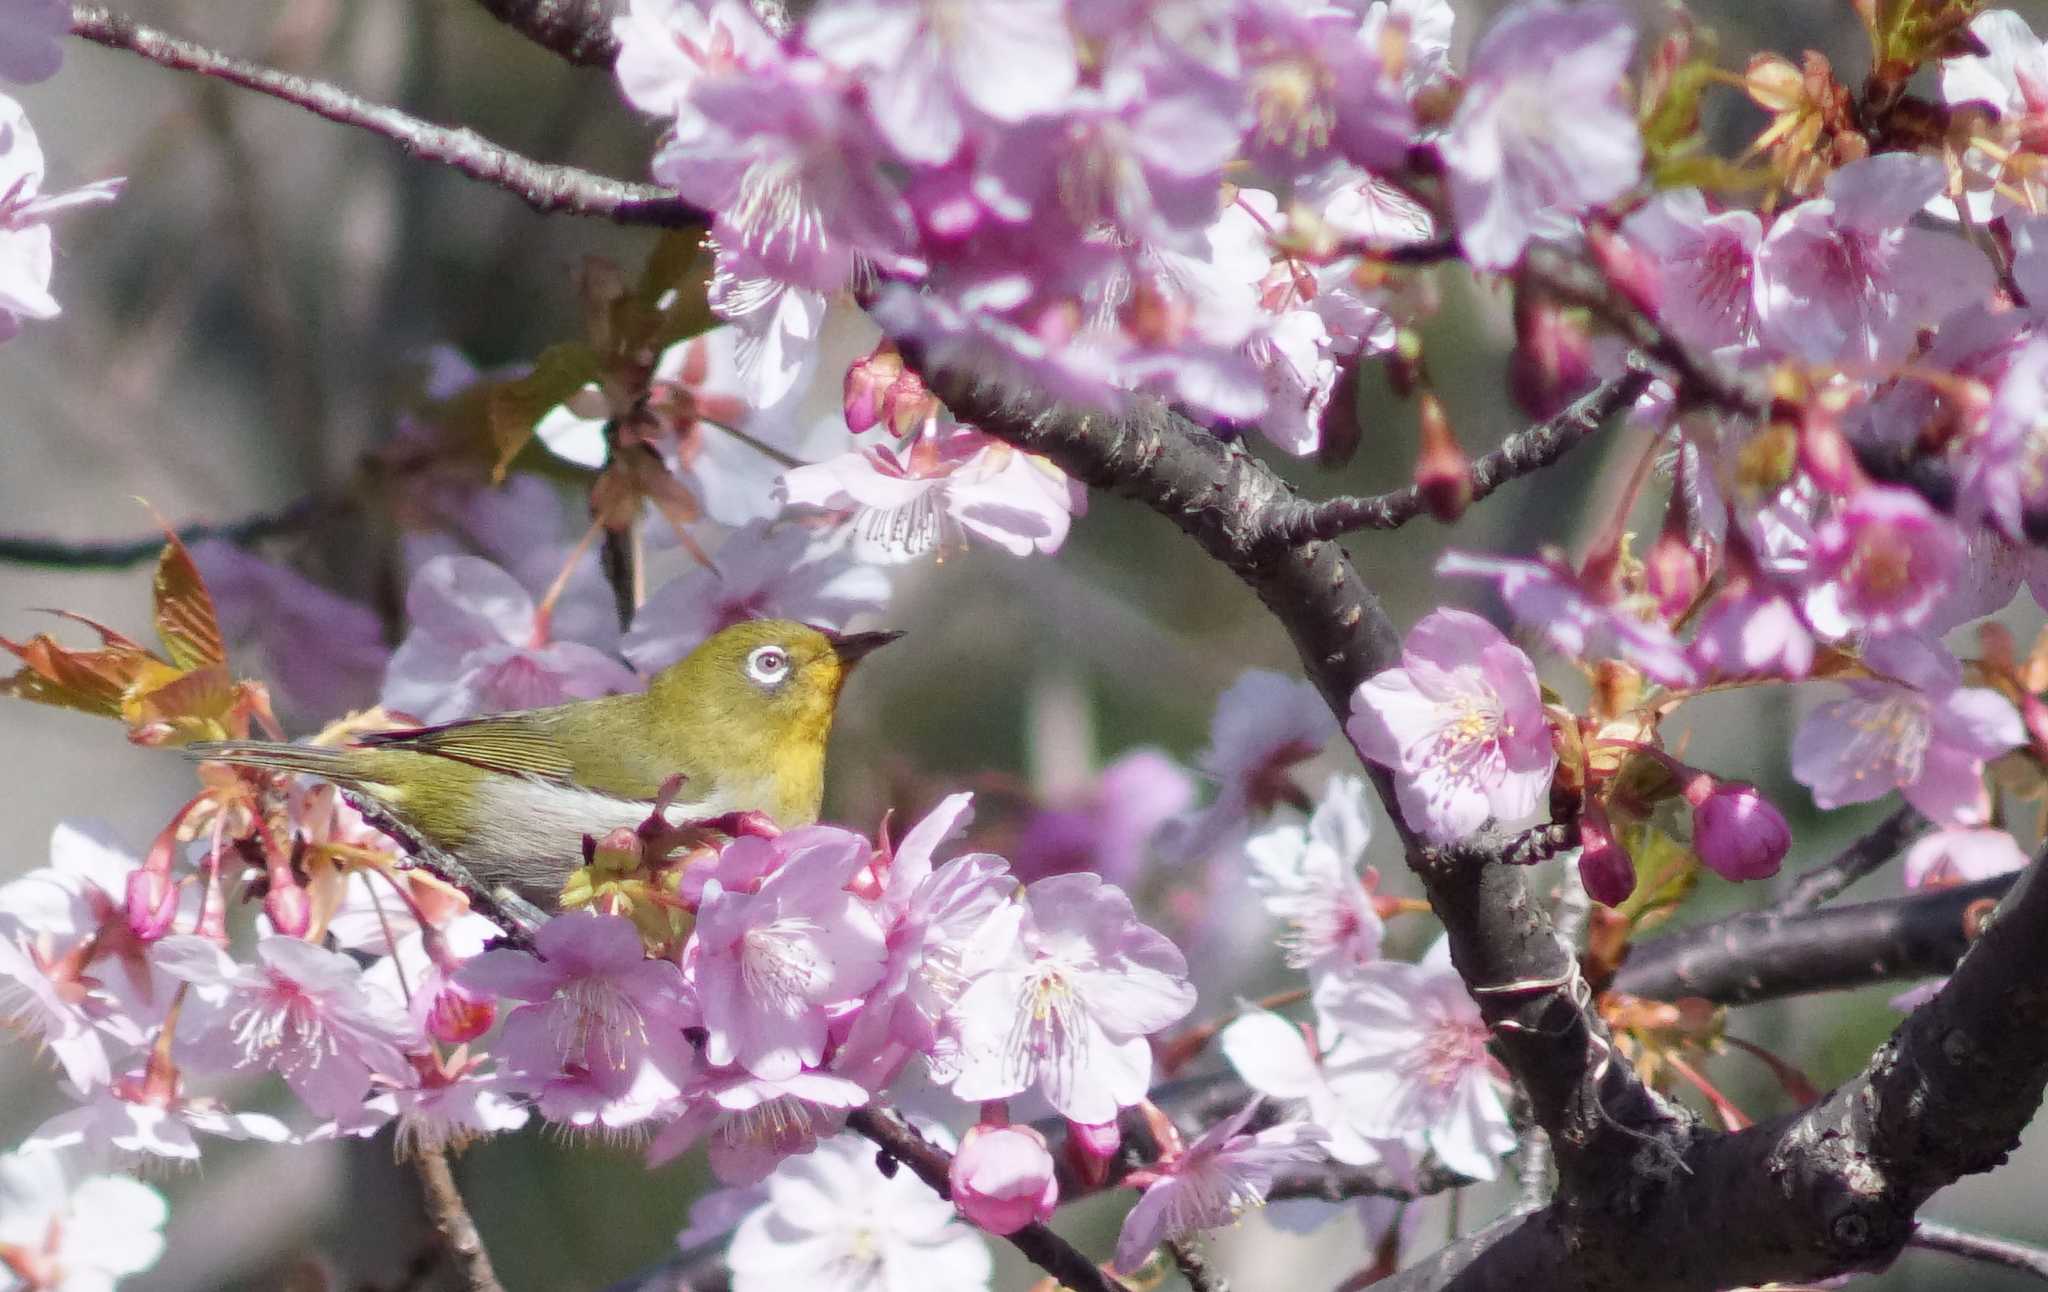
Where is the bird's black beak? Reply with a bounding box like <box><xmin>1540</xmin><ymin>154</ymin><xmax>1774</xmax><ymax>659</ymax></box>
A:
<box><xmin>828</xmin><ymin>629</ymin><xmax>904</xmax><ymax>666</ymax></box>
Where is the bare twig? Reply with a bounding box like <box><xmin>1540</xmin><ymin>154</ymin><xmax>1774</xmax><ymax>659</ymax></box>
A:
<box><xmin>68</xmin><ymin>5</ymin><xmax>701</xmax><ymax>227</ymax></box>
<box><xmin>1910</xmin><ymin>1220</ymin><xmax>2048</xmax><ymax>1282</ymax></box>
<box><xmin>1613</xmin><ymin>872</ymin><xmax>2011</xmax><ymax>1006</ymax></box>
<box><xmin>1267</xmin><ymin>365</ymin><xmax>1654</xmax><ymax>542</ymax></box>
<box><xmin>845</xmin><ymin>1108</ymin><xmax>1128</xmax><ymax>1292</ymax></box>
<box><xmin>1773</xmin><ymin>806</ymin><xmax>1928</xmax><ymax>915</ymax></box>
<box><xmin>0</xmin><ymin>497</ymin><xmax>322</xmax><ymax>568</ymax></box>
<box><xmin>411</xmin><ymin>1147</ymin><xmax>505</xmax><ymax>1292</ymax></box>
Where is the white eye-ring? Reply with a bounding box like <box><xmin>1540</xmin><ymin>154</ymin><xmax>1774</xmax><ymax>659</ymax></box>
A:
<box><xmin>745</xmin><ymin>645</ymin><xmax>792</xmax><ymax>686</ymax></box>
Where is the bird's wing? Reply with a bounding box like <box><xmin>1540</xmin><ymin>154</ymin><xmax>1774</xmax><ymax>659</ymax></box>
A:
<box><xmin>351</xmin><ymin>715</ymin><xmax>574</xmax><ymax>782</ymax></box>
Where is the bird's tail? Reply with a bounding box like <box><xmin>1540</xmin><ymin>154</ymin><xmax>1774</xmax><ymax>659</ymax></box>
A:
<box><xmin>185</xmin><ymin>740</ymin><xmax>367</xmax><ymax>785</ymax></box>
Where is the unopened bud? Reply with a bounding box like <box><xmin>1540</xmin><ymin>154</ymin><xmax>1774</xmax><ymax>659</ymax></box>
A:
<box><xmin>590</xmin><ymin>825</ymin><xmax>642</xmax><ymax>876</ymax></box>
<box><xmin>1588</xmin><ymin>224</ymin><xmax>1660</xmax><ymax>320</ymax></box>
<box><xmin>125</xmin><ymin>867</ymin><xmax>179</xmax><ymax>942</ymax></box>
<box><xmin>263</xmin><ymin>871</ymin><xmax>312</xmax><ymax>940</ymax></box>
<box><xmin>1062</xmin><ymin>1119</ymin><xmax>1119</xmax><ymax>1190</ymax></box>
<box><xmin>1508</xmin><ymin>294</ymin><xmax>1595</xmax><ymax>420</ymax></box>
<box><xmin>1797</xmin><ymin>408</ymin><xmax>1863</xmax><ymax>494</ymax></box>
<box><xmin>844</xmin><ymin>344</ymin><xmax>907</xmax><ymax>435</ymax></box>
<box><xmin>949</xmin><ymin>1124</ymin><xmax>1059</xmax><ymax>1236</ymax></box>
<box><xmin>1576</xmin><ymin>800</ymin><xmax>1636</xmax><ymax>907</ymax></box>
<box><xmin>1683</xmin><ymin>774</ymin><xmax>1790</xmax><ymax>882</ymax></box>
<box><xmin>425</xmin><ymin>975</ymin><xmax>497</xmax><ymax>1045</ymax></box>
<box><xmin>1414</xmin><ymin>392</ymin><xmax>1472</xmax><ymax>522</ymax></box>
<box><xmin>1645</xmin><ymin>487</ymin><xmax>1701</xmax><ymax>621</ymax></box>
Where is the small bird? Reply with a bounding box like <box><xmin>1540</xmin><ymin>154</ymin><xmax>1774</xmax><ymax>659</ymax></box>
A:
<box><xmin>188</xmin><ymin>619</ymin><xmax>900</xmax><ymax>906</ymax></box>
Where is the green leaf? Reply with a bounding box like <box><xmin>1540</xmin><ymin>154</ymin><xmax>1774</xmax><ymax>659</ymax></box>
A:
<box><xmin>487</xmin><ymin>341</ymin><xmax>604</xmax><ymax>481</ymax></box>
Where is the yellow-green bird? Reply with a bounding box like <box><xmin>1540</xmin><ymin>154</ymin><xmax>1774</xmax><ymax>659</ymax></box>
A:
<box><xmin>188</xmin><ymin>619</ymin><xmax>899</xmax><ymax>905</ymax></box>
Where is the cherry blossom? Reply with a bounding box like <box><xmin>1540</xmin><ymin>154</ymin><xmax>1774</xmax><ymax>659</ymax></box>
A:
<box><xmin>1313</xmin><ymin>939</ymin><xmax>1514</xmax><ymax>1180</ymax></box>
<box><xmin>948</xmin><ymin>1122</ymin><xmax>1059</xmax><ymax>1235</ymax></box>
<box><xmin>1619</xmin><ymin>189</ymin><xmax>1762</xmax><ymax>351</ymax></box>
<box><xmin>382</xmin><ymin>554</ymin><xmax>641</xmax><ymax>723</ymax></box>
<box><xmin>25</xmin><ymin>1067</ymin><xmax>292</xmax><ymax>1164</ymax></box>
<box><xmin>156</xmin><ymin>935</ymin><xmax>420</xmax><ymax>1119</ymax></box>
<box><xmin>1440</xmin><ymin>1</ymin><xmax>1641</xmax><ymax>271</ymax></box>
<box><xmin>0</xmin><ymin>1149</ymin><xmax>166</xmax><ymax>1292</ymax></box>
<box><xmin>1904</xmin><ymin>826</ymin><xmax>2030</xmax><ymax>889</ymax></box>
<box><xmin>0</xmin><ymin>94</ymin><xmax>123</xmax><ymax>340</ymax></box>
<box><xmin>1221</xmin><ymin>1007</ymin><xmax>1415</xmax><ymax>1173</ymax></box>
<box><xmin>692</xmin><ymin>827</ymin><xmax>887</xmax><ymax>1080</ymax></box>
<box><xmin>1935</xmin><ymin>9</ymin><xmax>2048</xmax><ymax>220</ymax></box>
<box><xmin>1790</xmin><ymin>634</ymin><xmax>2024</xmax><ymax>826</ymax></box>
<box><xmin>1753</xmin><ymin>154</ymin><xmax>1994</xmax><ymax>368</ymax></box>
<box><xmin>1164</xmin><ymin>669</ymin><xmax>1335</xmax><ymax>857</ymax></box>
<box><xmin>646</xmin><ymin>1068</ymin><xmax>869</xmax><ymax>1183</ymax></box>
<box><xmin>1112</xmin><ymin>1098</ymin><xmax>1328</xmax><ymax>1273</ymax></box>
<box><xmin>1438</xmin><ymin>550</ymin><xmax>1697</xmax><ymax>686</ymax></box>
<box><xmin>1347</xmin><ymin>609</ymin><xmax>1556</xmax><ymax>846</ymax></box>
<box><xmin>726</xmin><ymin>1131</ymin><xmax>992</xmax><ymax>1292</ymax></box>
<box><xmin>1012</xmin><ymin>748</ymin><xmax>1194</xmax><ymax>887</ymax></box>
<box><xmin>947</xmin><ymin>873</ymin><xmax>1197</xmax><ymax>1123</ymax></box>
<box><xmin>1246</xmin><ymin>776</ymin><xmax>1384</xmax><ymax>981</ymax></box>
<box><xmin>1801</xmin><ymin>486</ymin><xmax>1967</xmax><ymax>638</ymax></box>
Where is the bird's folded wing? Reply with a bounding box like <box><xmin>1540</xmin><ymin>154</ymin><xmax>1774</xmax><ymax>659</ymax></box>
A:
<box><xmin>352</xmin><ymin>716</ymin><xmax>574</xmax><ymax>781</ymax></box>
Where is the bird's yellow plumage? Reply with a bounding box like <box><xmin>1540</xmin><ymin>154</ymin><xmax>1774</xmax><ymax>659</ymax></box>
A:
<box><xmin>187</xmin><ymin>619</ymin><xmax>899</xmax><ymax>906</ymax></box>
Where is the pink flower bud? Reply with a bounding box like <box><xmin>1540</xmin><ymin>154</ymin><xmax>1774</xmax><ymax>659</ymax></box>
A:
<box><xmin>949</xmin><ymin>1124</ymin><xmax>1059</xmax><ymax>1236</ymax></box>
<box><xmin>1061</xmin><ymin>1118</ymin><xmax>1119</xmax><ymax>1189</ymax></box>
<box><xmin>263</xmin><ymin>873</ymin><xmax>312</xmax><ymax>940</ymax></box>
<box><xmin>1576</xmin><ymin>801</ymin><xmax>1636</xmax><ymax>906</ymax></box>
<box><xmin>1683</xmin><ymin>775</ymin><xmax>1790</xmax><ymax>881</ymax></box>
<box><xmin>1508</xmin><ymin>294</ymin><xmax>1595</xmax><ymax>420</ymax></box>
<box><xmin>125</xmin><ymin>867</ymin><xmax>179</xmax><ymax>941</ymax></box>
<box><xmin>1414</xmin><ymin>393</ymin><xmax>1473</xmax><ymax>523</ymax></box>
<box><xmin>424</xmin><ymin>975</ymin><xmax>497</xmax><ymax>1045</ymax></box>
<box><xmin>843</xmin><ymin>345</ymin><xmax>904</xmax><ymax>435</ymax></box>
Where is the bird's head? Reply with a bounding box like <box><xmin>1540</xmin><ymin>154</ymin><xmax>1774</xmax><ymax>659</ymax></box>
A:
<box><xmin>647</xmin><ymin>618</ymin><xmax>902</xmax><ymax>757</ymax></box>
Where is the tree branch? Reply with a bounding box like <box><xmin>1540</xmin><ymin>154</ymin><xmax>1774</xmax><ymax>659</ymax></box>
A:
<box><xmin>1612</xmin><ymin>873</ymin><xmax>2012</xmax><ymax>1006</ymax></box>
<box><xmin>1910</xmin><ymin>1220</ymin><xmax>2048</xmax><ymax>1282</ymax></box>
<box><xmin>412</xmin><ymin>1146</ymin><xmax>506</xmax><ymax>1292</ymax></box>
<box><xmin>1166</xmin><ymin>1237</ymin><xmax>1229</xmax><ymax>1292</ymax></box>
<box><xmin>1771</xmin><ymin>806</ymin><xmax>1927</xmax><ymax>915</ymax></box>
<box><xmin>0</xmin><ymin>497</ymin><xmax>322</xmax><ymax>569</ymax></box>
<box><xmin>1267</xmin><ymin>365</ymin><xmax>1653</xmax><ymax>543</ymax></box>
<box><xmin>473</xmin><ymin>0</ymin><xmax>621</xmax><ymax>66</ymax></box>
<box><xmin>845</xmin><ymin>1108</ymin><xmax>1128</xmax><ymax>1292</ymax></box>
<box><xmin>67</xmin><ymin>6</ymin><xmax>701</xmax><ymax>227</ymax></box>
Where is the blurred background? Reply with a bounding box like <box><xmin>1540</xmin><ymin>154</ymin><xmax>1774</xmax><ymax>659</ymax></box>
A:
<box><xmin>2</xmin><ymin>0</ymin><xmax>2042</xmax><ymax>1288</ymax></box>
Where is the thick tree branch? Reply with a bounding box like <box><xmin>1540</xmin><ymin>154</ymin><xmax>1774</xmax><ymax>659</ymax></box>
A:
<box><xmin>910</xmin><ymin>364</ymin><xmax>1683</xmax><ymax>1202</ymax></box>
<box><xmin>474</xmin><ymin>0</ymin><xmax>621</xmax><ymax>66</ymax></box>
<box><xmin>845</xmin><ymin>1108</ymin><xmax>1127</xmax><ymax>1292</ymax></box>
<box><xmin>68</xmin><ymin>6</ymin><xmax>700</xmax><ymax>227</ymax></box>
<box><xmin>1772</xmin><ymin>806</ymin><xmax>1928</xmax><ymax>914</ymax></box>
<box><xmin>1267</xmin><ymin>365</ymin><xmax>1653</xmax><ymax>543</ymax></box>
<box><xmin>412</xmin><ymin>1147</ymin><xmax>505</xmax><ymax>1292</ymax></box>
<box><xmin>0</xmin><ymin>497</ymin><xmax>321</xmax><ymax>569</ymax></box>
<box><xmin>1612</xmin><ymin>873</ymin><xmax>2012</xmax><ymax>1005</ymax></box>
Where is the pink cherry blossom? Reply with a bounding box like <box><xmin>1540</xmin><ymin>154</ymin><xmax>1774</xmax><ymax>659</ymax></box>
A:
<box><xmin>692</xmin><ymin>827</ymin><xmax>887</xmax><ymax>1080</ymax></box>
<box><xmin>0</xmin><ymin>1149</ymin><xmax>167</xmax><ymax>1292</ymax></box>
<box><xmin>0</xmin><ymin>0</ymin><xmax>67</xmax><ymax>84</ymax></box>
<box><xmin>1440</xmin><ymin>2</ymin><xmax>1641</xmax><ymax>271</ymax></box>
<box><xmin>1013</xmin><ymin>748</ymin><xmax>1194</xmax><ymax>887</ymax></box>
<box><xmin>1619</xmin><ymin>189</ymin><xmax>1762</xmax><ymax>350</ymax></box>
<box><xmin>1438</xmin><ymin>550</ymin><xmax>1698</xmax><ymax>686</ymax></box>
<box><xmin>1347</xmin><ymin>609</ymin><xmax>1556</xmax><ymax>846</ymax></box>
<box><xmin>1904</xmin><ymin>826</ymin><xmax>2030</xmax><ymax>889</ymax></box>
<box><xmin>0</xmin><ymin>933</ymin><xmax>109</xmax><ymax>1092</ymax></box>
<box><xmin>1245</xmin><ymin>775</ymin><xmax>1384</xmax><ymax>982</ymax></box>
<box><xmin>0</xmin><ymin>94</ymin><xmax>123</xmax><ymax>340</ymax></box>
<box><xmin>804</xmin><ymin>0</ymin><xmax>1079</xmax><ymax>164</ymax></box>
<box><xmin>157</xmin><ymin>935</ymin><xmax>421</xmax><ymax>1118</ymax></box>
<box><xmin>613</xmin><ymin>0</ymin><xmax>781</xmax><ymax>122</ymax></box>
<box><xmin>25</xmin><ymin>1067</ymin><xmax>293</xmax><ymax>1164</ymax></box>
<box><xmin>381</xmin><ymin>554</ymin><xmax>641</xmax><ymax>723</ymax></box>
<box><xmin>949</xmin><ymin>1122</ymin><xmax>1059</xmax><ymax>1235</ymax></box>
<box><xmin>1753</xmin><ymin>154</ymin><xmax>1994</xmax><ymax>368</ymax></box>
<box><xmin>1164</xmin><ymin>669</ymin><xmax>1335</xmax><ymax>858</ymax></box>
<box><xmin>1231</xmin><ymin>0</ymin><xmax>1413</xmax><ymax>176</ymax></box>
<box><xmin>1221</xmin><ymin>1008</ymin><xmax>1416</xmax><ymax>1174</ymax></box>
<box><xmin>621</xmin><ymin>521</ymin><xmax>891</xmax><ymax>672</ymax></box>
<box><xmin>1801</xmin><ymin>486</ymin><xmax>1967</xmax><ymax>638</ymax></box>
<box><xmin>948</xmin><ymin>873</ymin><xmax>1196</xmax><ymax>1123</ymax></box>
<box><xmin>1935</xmin><ymin>9</ymin><xmax>2048</xmax><ymax>220</ymax></box>
<box><xmin>1112</xmin><ymin>1099</ymin><xmax>1328</xmax><ymax>1273</ymax></box>
<box><xmin>781</xmin><ymin>421</ymin><xmax>1086</xmax><ymax>562</ymax></box>
<box><xmin>1958</xmin><ymin>335</ymin><xmax>2048</xmax><ymax>541</ymax></box>
<box><xmin>1313</xmin><ymin>939</ymin><xmax>1514</xmax><ymax>1180</ymax></box>
<box><xmin>646</xmin><ymin>1068</ymin><xmax>869</xmax><ymax>1183</ymax></box>
<box><xmin>1790</xmin><ymin>634</ymin><xmax>2024</xmax><ymax>825</ymax></box>
<box><xmin>1689</xmin><ymin>580</ymin><xmax>1816</xmax><ymax>682</ymax></box>
<box><xmin>727</xmin><ymin>1131</ymin><xmax>993</xmax><ymax>1292</ymax></box>
<box><xmin>192</xmin><ymin>539</ymin><xmax>389</xmax><ymax>720</ymax></box>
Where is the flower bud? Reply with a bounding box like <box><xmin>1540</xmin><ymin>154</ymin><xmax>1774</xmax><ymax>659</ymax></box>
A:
<box><xmin>263</xmin><ymin>871</ymin><xmax>312</xmax><ymax>940</ymax></box>
<box><xmin>1062</xmin><ymin>1118</ymin><xmax>1119</xmax><ymax>1190</ymax></box>
<box><xmin>1683</xmin><ymin>775</ymin><xmax>1790</xmax><ymax>881</ymax></box>
<box><xmin>425</xmin><ymin>974</ymin><xmax>497</xmax><ymax>1045</ymax></box>
<box><xmin>1414</xmin><ymin>392</ymin><xmax>1472</xmax><ymax>523</ymax></box>
<box><xmin>1508</xmin><ymin>294</ymin><xmax>1595</xmax><ymax>420</ymax></box>
<box><xmin>1645</xmin><ymin>485</ymin><xmax>1701</xmax><ymax>621</ymax></box>
<box><xmin>844</xmin><ymin>344</ymin><xmax>906</xmax><ymax>435</ymax></box>
<box><xmin>949</xmin><ymin>1124</ymin><xmax>1059</xmax><ymax>1236</ymax></box>
<box><xmin>125</xmin><ymin>866</ymin><xmax>179</xmax><ymax>942</ymax></box>
<box><xmin>1587</xmin><ymin>223</ymin><xmax>1659</xmax><ymax>320</ymax></box>
<box><xmin>1576</xmin><ymin>801</ymin><xmax>1636</xmax><ymax>906</ymax></box>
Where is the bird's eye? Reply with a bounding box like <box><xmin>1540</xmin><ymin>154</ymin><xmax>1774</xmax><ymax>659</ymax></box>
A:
<box><xmin>745</xmin><ymin>645</ymin><xmax>792</xmax><ymax>686</ymax></box>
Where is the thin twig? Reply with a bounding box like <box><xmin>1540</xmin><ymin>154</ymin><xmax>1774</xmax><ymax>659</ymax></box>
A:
<box><xmin>0</xmin><ymin>497</ymin><xmax>323</xmax><ymax>569</ymax></box>
<box><xmin>845</xmin><ymin>1108</ymin><xmax>1127</xmax><ymax>1292</ymax></box>
<box><xmin>1268</xmin><ymin>364</ymin><xmax>1654</xmax><ymax>542</ymax></box>
<box><xmin>411</xmin><ymin>1146</ymin><xmax>506</xmax><ymax>1292</ymax></box>
<box><xmin>1165</xmin><ymin>1237</ymin><xmax>1229</xmax><ymax>1292</ymax></box>
<box><xmin>1910</xmin><ymin>1220</ymin><xmax>2048</xmax><ymax>1282</ymax></box>
<box><xmin>68</xmin><ymin>5</ymin><xmax>701</xmax><ymax>227</ymax></box>
<box><xmin>344</xmin><ymin>793</ymin><xmax>548</xmax><ymax>948</ymax></box>
<box><xmin>1773</xmin><ymin>806</ymin><xmax>1927</xmax><ymax>915</ymax></box>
